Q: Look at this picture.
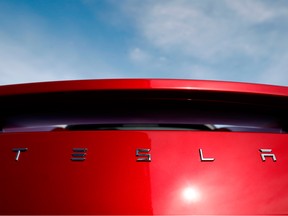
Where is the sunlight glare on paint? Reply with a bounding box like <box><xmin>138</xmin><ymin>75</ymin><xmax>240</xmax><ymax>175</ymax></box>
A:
<box><xmin>182</xmin><ymin>187</ymin><xmax>201</xmax><ymax>202</ymax></box>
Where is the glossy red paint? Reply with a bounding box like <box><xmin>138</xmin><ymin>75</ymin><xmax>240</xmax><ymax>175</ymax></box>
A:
<box><xmin>0</xmin><ymin>78</ymin><xmax>287</xmax><ymax>96</ymax></box>
<box><xmin>0</xmin><ymin>79</ymin><xmax>287</xmax><ymax>215</ymax></box>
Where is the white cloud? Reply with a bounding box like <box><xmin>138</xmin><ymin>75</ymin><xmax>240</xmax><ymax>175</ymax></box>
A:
<box><xmin>126</xmin><ymin>0</ymin><xmax>287</xmax><ymax>60</ymax></box>
<box><xmin>259</xmin><ymin>54</ymin><xmax>288</xmax><ymax>86</ymax></box>
<box><xmin>121</xmin><ymin>0</ymin><xmax>288</xmax><ymax>85</ymax></box>
<box><xmin>129</xmin><ymin>47</ymin><xmax>150</xmax><ymax>63</ymax></box>
<box><xmin>137</xmin><ymin>1</ymin><xmax>231</xmax><ymax>59</ymax></box>
<box><xmin>225</xmin><ymin>0</ymin><xmax>288</xmax><ymax>23</ymax></box>
<box><xmin>186</xmin><ymin>65</ymin><xmax>218</xmax><ymax>80</ymax></box>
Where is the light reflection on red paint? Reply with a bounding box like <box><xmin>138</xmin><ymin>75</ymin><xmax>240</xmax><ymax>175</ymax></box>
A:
<box><xmin>182</xmin><ymin>186</ymin><xmax>201</xmax><ymax>203</ymax></box>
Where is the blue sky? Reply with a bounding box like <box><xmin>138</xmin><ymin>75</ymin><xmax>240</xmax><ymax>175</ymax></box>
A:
<box><xmin>0</xmin><ymin>0</ymin><xmax>287</xmax><ymax>86</ymax></box>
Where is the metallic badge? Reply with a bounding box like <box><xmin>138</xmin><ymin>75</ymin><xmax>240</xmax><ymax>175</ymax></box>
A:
<box><xmin>136</xmin><ymin>148</ymin><xmax>151</xmax><ymax>162</ymax></box>
<box><xmin>260</xmin><ymin>149</ymin><xmax>276</xmax><ymax>162</ymax></box>
<box><xmin>199</xmin><ymin>149</ymin><xmax>215</xmax><ymax>162</ymax></box>
<box><xmin>12</xmin><ymin>148</ymin><xmax>28</xmax><ymax>161</ymax></box>
<box><xmin>71</xmin><ymin>148</ymin><xmax>87</xmax><ymax>161</ymax></box>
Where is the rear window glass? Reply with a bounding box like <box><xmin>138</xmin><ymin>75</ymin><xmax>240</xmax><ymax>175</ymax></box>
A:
<box><xmin>0</xmin><ymin>90</ymin><xmax>287</xmax><ymax>133</ymax></box>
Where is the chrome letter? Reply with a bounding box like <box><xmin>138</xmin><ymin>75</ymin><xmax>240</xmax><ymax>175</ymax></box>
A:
<box><xmin>71</xmin><ymin>148</ymin><xmax>87</xmax><ymax>161</ymax></box>
<box><xmin>199</xmin><ymin>149</ymin><xmax>215</xmax><ymax>162</ymax></box>
<box><xmin>136</xmin><ymin>148</ymin><xmax>151</xmax><ymax>162</ymax></box>
<box><xmin>260</xmin><ymin>149</ymin><xmax>276</xmax><ymax>162</ymax></box>
<box><xmin>12</xmin><ymin>148</ymin><xmax>28</xmax><ymax>161</ymax></box>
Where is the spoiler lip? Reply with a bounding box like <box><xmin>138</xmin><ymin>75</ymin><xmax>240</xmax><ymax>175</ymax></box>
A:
<box><xmin>0</xmin><ymin>79</ymin><xmax>287</xmax><ymax>97</ymax></box>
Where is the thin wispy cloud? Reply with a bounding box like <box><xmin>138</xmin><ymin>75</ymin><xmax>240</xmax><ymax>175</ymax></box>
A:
<box><xmin>129</xmin><ymin>48</ymin><xmax>151</xmax><ymax>63</ymax></box>
<box><xmin>126</xmin><ymin>0</ymin><xmax>288</xmax><ymax>57</ymax></box>
<box><xmin>120</xmin><ymin>0</ymin><xmax>288</xmax><ymax>85</ymax></box>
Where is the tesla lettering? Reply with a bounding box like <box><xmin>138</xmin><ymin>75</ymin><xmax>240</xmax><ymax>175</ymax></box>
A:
<box><xmin>5</xmin><ymin>147</ymin><xmax>279</xmax><ymax>162</ymax></box>
<box><xmin>12</xmin><ymin>148</ymin><xmax>28</xmax><ymax>161</ymax></box>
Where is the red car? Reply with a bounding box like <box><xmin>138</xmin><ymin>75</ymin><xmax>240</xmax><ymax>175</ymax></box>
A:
<box><xmin>0</xmin><ymin>79</ymin><xmax>287</xmax><ymax>215</ymax></box>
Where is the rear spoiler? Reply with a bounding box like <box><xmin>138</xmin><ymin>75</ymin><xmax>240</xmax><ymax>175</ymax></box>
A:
<box><xmin>0</xmin><ymin>79</ymin><xmax>287</xmax><ymax>133</ymax></box>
